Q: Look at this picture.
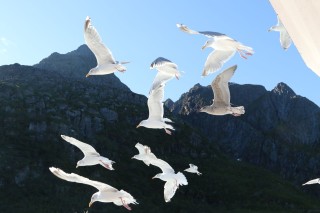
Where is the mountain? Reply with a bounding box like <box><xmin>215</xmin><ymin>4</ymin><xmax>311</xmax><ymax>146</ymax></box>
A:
<box><xmin>0</xmin><ymin>46</ymin><xmax>320</xmax><ymax>212</ymax></box>
<box><xmin>169</xmin><ymin>82</ymin><xmax>320</xmax><ymax>185</ymax></box>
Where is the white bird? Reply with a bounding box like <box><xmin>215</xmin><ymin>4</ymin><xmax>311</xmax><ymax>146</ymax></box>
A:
<box><xmin>136</xmin><ymin>66</ymin><xmax>175</xmax><ymax>135</ymax></box>
<box><xmin>131</xmin><ymin>142</ymin><xmax>157</xmax><ymax>166</ymax></box>
<box><xmin>151</xmin><ymin>158</ymin><xmax>188</xmax><ymax>202</ymax></box>
<box><xmin>61</xmin><ymin>135</ymin><xmax>115</xmax><ymax>170</ymax></box>
<box><xmin>268</xmin><ymin>15</ymin><xmax>292</xmax><ymax>50</ymax></box>
<box><xmin>184</xmin><ymin>164</ymin><xmax>202</xmax><ymax>176</ymax></box>
<box><xmin>84</xmin><ymin>16</ymin><xmax>129</xmax><ymax>77</ymax></box>
<box><xmin>177</xmin><ymin>23</ymin><xmax>254</xmax><ymax>76</ymax></box>
<box><xmin>49</xmin><ymin>167</ymin><xmax>138</xmax><ymax>210</ymax></box>
<box><xmin>199</xmin><ymin>65</ymin><xmax>245</xmax><ymax>116</ymax></box>
<box><xmin>150</xmin><ymin>57</ymin><xmax>181</xmax><ymax>79</ymax></box>
<box><xmin>302</xmin><ymin>178</ymin><xmax>320</xmax><ymax>186</ymax></box>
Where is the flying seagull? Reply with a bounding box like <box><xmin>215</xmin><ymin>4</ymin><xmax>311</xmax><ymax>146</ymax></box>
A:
<box><xmin>199</xmin><ymin>65</ymin><xmax>245</xmax><ymax>116</ymax></box>
<box><xmin>84</xmin><ymin>16</ymin><xmax>129</xmax><ymax>77</ymax></box>
<box><xmin>151</xmin><ymin>158</ymin><xmax>188</xmax><ymax>202</ymax></box>
<box><xmin>184</xmin><ymin>164</ymin><xmax>202</xmax><ymax>176</ymax></box>
<box><xmin>302</xmin><ymin>178</ymin><xmax>320</xmax><ymax>186</ymax></box>
<box><xmin>177</xmin><ymin>23</ymin><xmax>254</xmax><ymax>76</ymax></box>
<box><xmin>61</xmin><ymin>135</ymin><xmax>115</xmax><ymax>170</ymax></box>
<box><xmin>132</xmin><ymin>142</ymin><xmax>157</xmax><ymax>166</ymax></box>
<box><xmin>49</xmin><ymin>167</ymin><xmax>138</xmax><ymax>210</ymax></box>
<box><xmin>137</xmin><ymin>58</ymin><xmax>176</xmax><ymax>135</ymax></box>
<box><xmin>268</xmin><ymin>15</ymin><xmax>292</xmax><ymax>50</ymax></box>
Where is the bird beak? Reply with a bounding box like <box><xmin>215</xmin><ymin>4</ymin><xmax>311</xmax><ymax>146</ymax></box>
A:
<box><xmin>201</xmin><ymin>45</ymin><xmax>206</xmax><ymax>50</ymax></box>
<box><xmin>86</xmin><ymin>73</ymin><xmax>90</xmax><ymax>78</ymax></box>
<box><xmin>136</xmin><ymin>125</ymin><xmax>140</xmax><ymax>128</ymax></box>
<box><xmin>76</xmin><ymin>165</ymin><xmax>78</xmax><ymax>168</ymax></box>
<box><xmin>89</xmin><ymin>201</ymin><xmax>93</xmax><ymax>207</ymax></box>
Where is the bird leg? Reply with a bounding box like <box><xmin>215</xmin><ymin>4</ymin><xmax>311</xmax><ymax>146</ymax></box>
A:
<box><xmin>237</xmin><ymin>49</ymin><xmax>248</xmax><ymax>59</ymax></box>
<box><xmin>120</xmin><ymin>197</ymin><xmax>132</xmax><ymax>211</ymax></box>
<box><xmin>164</xmin><ymin>128</ymin><xmax>172</xmax><ymax>135</ymax></box>
<box><xmin>99</xmin><ymin>160</ymin><xmax>110</xmax><ymax>170</ymax></box>
<box><xmin>175</xmin><ymin>74</ymin><xmax>179</xmax><ymax>80</ymax></box>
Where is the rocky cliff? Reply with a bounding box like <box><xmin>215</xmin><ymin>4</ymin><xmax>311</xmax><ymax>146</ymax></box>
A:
<box><xmin>170</xmin><ymin>82</ymin><xmax>320</xmax><ymax>184</ymax></box>
<box><xmin>1</xmin><ymin>46</ymin><xmax>320</xmax><ymax>212</ymax></box>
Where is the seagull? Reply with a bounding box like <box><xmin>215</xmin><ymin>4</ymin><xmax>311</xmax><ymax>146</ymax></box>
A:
<box><xmin>302</xmin><ymin>178</ymin><xmax>320</xmax><ymax>186</ymax></box>
<box><xmin>184</xmin><ymin>164</ymin><xmax>202</xmax><ymax>176</ymax></box>
<box><xmin>131</xmin><ymin>142</ymin><xmax>157</xmax><ymax>166</ymax></box>
<box><xmin>84</xmin><ymin>16</ymin><xmax>129</xmax><ymax>77</ymax></box>
<box><xmin>49</xmin><ymin>167</ymin><xmax>138</xmax><ymax>210</ymax></box>
<box><xmin>199</xmin><ymin>65</ymin><xmax>245</xmax><ymax>116</ymax></box>
<box><xmin>61</xmin><ymin>135</ymin><xmax>115</xmax><ymax>170</ymax></box>
<box><xmin>268</xmin><ymin>15</ymin><xmax>292</xmax><ymax>50</ymax></box>
<box><xmin>150</xmin><ymin>57</ymin><xmax>181</xmax><ymax>80</ymax></box>
<box><xmin>177</xmin><ymin>23</ymin><xmax>254</xmax><ymax>76</ymax></box>
<box><xmin>136</xmin><ymin>67</ymin><xmax>175</xmax><ymax>135</ymax></box>
<box><xmin>151</xmin><ymin>158</ymin><xmax>188</xmax><ymax>202</ymax></box>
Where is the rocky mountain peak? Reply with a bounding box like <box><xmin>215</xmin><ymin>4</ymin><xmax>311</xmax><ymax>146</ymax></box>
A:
<box><xmin>33</xmin><ymin>45</ymin><xmax>130</xmax><ymax>91</ymax></box>
<box><xmin>272</xmin><ymin>82</ymin><xmax>296</xmax><ymax>97</ymax></box>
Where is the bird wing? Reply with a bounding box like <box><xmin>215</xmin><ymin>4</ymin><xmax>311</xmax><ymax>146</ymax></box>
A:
<box><xmin>150</xmin><ymin>158</ymin><xmax>175</xmax><ymax>174</ymax></box>
<box><xmin>149</xmin><ymin>72</ymin><xmax>174</xmax><ymax>94</ymax></box>
<box><xmin>150</xmin><ymin>57</ymin><xmax>178</xmax><ymax>70</ymax></box>
<box><xmin>198</xmin><ymin>31</ymin><xmax>226</xmax><ymax>38</ymax></box>
<box><xmin>280</xmin><ymin>29</ymin><xmax>292</xmax><ymax>50</ymax></box>
<box><xmin>147</xmin><ymin>85</ymin><xmax>165</xmax><ymax>121</ymax></box>
<box><xmin>49</xmin><ymin>167</ymin><xmax>118</xmax><ymax>192</ymax></box>
<box><xmin>302</xmin><ymin>178</ymin><xmax>320</xmax><ymax>186</ymax></box>
<box><xmin>61</xmin><ymin>135</ymin><xmax>100</xmax><ymax>157</ymax></box>
<box><xmin>176</xmin><ymin>23</ymin><xmax>200</xmax><ymax>35</ymax></box>
<box><xmin>134</xmin><ymin>143</ymin><xmax>147</xmax><ymax>154</ymax></box>
<box><xmin>176</xmin><ymin>23</ymin><xmax>225</xmax><ymax>38</ymax></box>
<box><xmin>163</xmin><ymin>180</ymin><xmax>178</xmax><ymax>202</ymax></box>
<box><xmin>84</xmin><ymin>17</ymin><xmax>115</xmax><ymax>65</ymax></box>
<box><xmin>202</xmin><ymin>50</ymin><xmax>235</xmax><ymax>76</ymax></box>
<box><xmin>189</xmin><ymin>164</ymin><xmax>198</xmax><ymax>170</ymax></box>
<box><xmin>211</xmin><ymin>65</ymin><xmax>237</xmax><ymax>107</ymax></box>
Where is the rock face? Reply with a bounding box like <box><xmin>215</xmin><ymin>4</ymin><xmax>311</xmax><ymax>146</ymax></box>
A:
<box><xmin>170</xmin><ymin>82</ymin><xmax>320</xmax><ymax>183</ymax></box>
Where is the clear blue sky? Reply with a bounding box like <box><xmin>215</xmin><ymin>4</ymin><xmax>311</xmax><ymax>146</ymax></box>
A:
<box><xmin>1</xmin><ymin>0</ymin><xmax>319</xmax><ymax>106</ymax></box>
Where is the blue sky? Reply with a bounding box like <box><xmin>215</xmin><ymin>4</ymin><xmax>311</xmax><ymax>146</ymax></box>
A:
<box><xmin>1</xmin><ymin>0</ymin><xmax>319</xmax><ymax>106</ymax></box>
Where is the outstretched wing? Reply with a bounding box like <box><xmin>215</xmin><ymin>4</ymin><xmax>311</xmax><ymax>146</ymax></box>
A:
<box><xmin>202</xmin><ymin>50</ymin><xmax>235</xmax><ymax>76</ymax></box>
<box><xmin>212</xmin><ymin>65</ymin><xmax>237</xmax><ymax>107</ymax></box>
<box><xmin>147</xmin><ymin>85</ymin><xmax>165</xmax><ymax>121</ymax></box>
<box><xmin>302</xmin><ymin>178</ymin><xmax>320</xmax><ymax>186</ymax></box>
<box><xmin>150</xmin><ymin>57</ymin><xmax>177</xmax><ymax>70</ymax></box>
<box><xmin>176</xmin><ymin>23</ymin><xmax>225</xmax><ymax>38</ymax></box>
<box><xmin>189</xmin><ymin>164</ymin><xmax>198</xmax><ymax>170</ymax></box>
<box><xmin>150</xmin><ymin>158</ymin><xmax>175</xmax><ymax>174</ymax></box>
<box><xmin>280</xmin><ymin>30</ymin><xmax>292</xmax><ymax>50</ymax></box>
<box><xmin>61</xmin><ymin>135</ymin><xmax>100</xmax><ymax>157</ymax></box>
<box><xmin>149</xmin><ymin>72</ymin><xmax>174</xmax><ymax>93</ymax></box>
<box><xmin>164</xmin><ymin>180</ymin><xmax>178</xmax><ymax>202</ymax></box>
<box><xmin>49</xmin><ymin>167</ymin><xmax>117</xmax><ymax>192</ymax></box>
<box><xmin>84</xmin><ymin>16</ymin><xmax>115</xmax><ymax>65</ymax></box>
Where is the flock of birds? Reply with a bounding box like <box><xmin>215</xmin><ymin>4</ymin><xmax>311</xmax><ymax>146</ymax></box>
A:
<box><xmin>49</xmin><ymin>15</ymin><xmax>298</xmax><ymax>210</ymax></box>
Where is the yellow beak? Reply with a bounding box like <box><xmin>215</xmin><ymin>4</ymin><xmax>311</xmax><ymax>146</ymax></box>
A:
<box><xmin>201</xmin><ymin>45</ymin><xmax>206</xmax><ymax>50</ymax></box>
<box><xmin>86</xmin><ymin>74</ymin><xmax>90</xmax><ymax>78</ymax></box>
<box><xmin>136</xmin><ymin>125</ymin><xmax>140</xmax><ymax>128</ymax></box>
<box><xmin>89</xmin><ymin>201</ymin><xmax>93</xmax><ymax>207</ymax></box>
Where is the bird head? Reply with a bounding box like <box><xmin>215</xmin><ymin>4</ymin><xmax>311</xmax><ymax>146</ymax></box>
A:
<box><xmin>202</xmin><ymin>39</ymin><xmax>214</xmax><ymax>50</ymax></box>
<box><xmin>89</xmin><ymin>192</ymin><xmax>99</xmax><ymax>207</ymax></box>
<box><xmin>76</xmin><ymin>160</ymin><xmax>84</xmax><ymax>168</ymax></box>
<box><xmin>199</xmin><ymin>106</ymin><xmax>208</xmax><ymax>113</ymax></box>
<box><xmin>136</xmin><ymin>120</ymin><xmax>147</xmax><ymax>128</ymax></box>
<box><xmin>152</xmin><ymin>174</ymin><xmax>161</xmax><ymax>179</ymax></box>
